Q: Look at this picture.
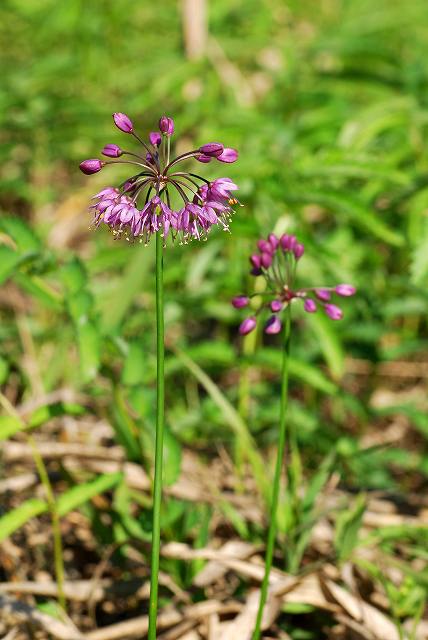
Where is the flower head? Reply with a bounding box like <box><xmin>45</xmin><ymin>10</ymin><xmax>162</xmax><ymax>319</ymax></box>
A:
<box><xmin>80</xmin><ymin>113</ymin><xmax>240</xmax><ymax>245</ymax></box>
<box><xmin>233</xmin><ymin>233</ymin><xmax>356</xmax><ymax>334</ymax></box>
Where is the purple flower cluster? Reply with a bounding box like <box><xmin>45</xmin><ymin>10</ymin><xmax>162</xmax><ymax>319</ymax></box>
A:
<box><xmin>233</xmin><ymin>233</ymin><xmax>356</xmax><ymax>335</ymax></box>
<box><xmin>80</xmin><ymin>113</ymin><xmax>240</xmax><ymax>245</ymax></box>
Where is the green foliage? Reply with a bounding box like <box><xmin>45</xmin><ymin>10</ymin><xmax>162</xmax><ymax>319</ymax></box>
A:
<box><xmin>334</xmin><ymin>494</ymin><xmax>367</xmax><ymax>564</ymax></box>
<box><xmin>0</xmin><ymin>472</ymin><xmax>122</xmax><ymax>541</ymax></box>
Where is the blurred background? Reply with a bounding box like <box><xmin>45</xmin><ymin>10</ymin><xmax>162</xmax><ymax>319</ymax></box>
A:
<box><xmin>1</xmin><ymin>0</ymin><xmax>428</xmax><ymax>638</ymax></box>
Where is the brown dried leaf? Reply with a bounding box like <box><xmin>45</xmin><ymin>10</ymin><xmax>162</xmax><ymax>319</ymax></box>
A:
<box><xmin>218</xmin><ymin>589</ymin><xmax>281</xmax><ymax>640</ymax></box>
<box><xmin>193</xmin><ymin>540</ymin><xmax>256</xmax><ymax>587</ymax></box>
<box><xmin>324</xmin><ymin>580</ymin><xmax>400</xmax><ymax>640</ymax></box>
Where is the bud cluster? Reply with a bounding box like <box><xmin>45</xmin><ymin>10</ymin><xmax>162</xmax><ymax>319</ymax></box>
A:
<box><xmin>233</xmin><ymin>233</ymin><xmax>356</xmax><ymax>335</ymax></box>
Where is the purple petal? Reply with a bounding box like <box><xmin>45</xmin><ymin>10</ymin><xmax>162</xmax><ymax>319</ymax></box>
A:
<box><xmin>239</xmin><ymin>317</ymin><xmax>257</xmax><ymax>335</ymax></box>
<box><xmin>149</xmin><ymin>131</ymin><xmax>162</xmax><ymax>146</ymax></box>
<box><xmin>199</xmin><ymin>142</ymin><xmax>224</xmax><ymax>157</ymax></box>
<box><xmin>265</xmin><ymin>315</ymin><xmax>282</xmax><ymax>334</ymax></box>
<box><xmin>217</xmin><ymin>147</ymin><xmax>238</xmax><ymax>163</ymax></box>
<box><xmin>120</xmin><ymin>205</ymin><xmax>134</xmax><ymax>223</ymax></box>
<box><xmin>92</xmin><ymin>187</ymin><xmax>118</xmax><ymax>199</ymax></box>
<box><xmin>335</xmin><ymin>284</ymin><xmax>356</xmax><ymax>297</ymax></box>
<box><xmin>196</xmin><ymin>154</ymin><xmax>213</xmax><ymax>163</ymax></box>
<box><xmin>79</xmin><ymin>159</ymin><xmax>104</xmax><ymax>175</ymax></box>
<box><xmin>261</xmin><ymin>252</ymin><xmax>272</xmax><ymax>268</ymax></box>
<box><xmin>293</xmin><ymin>242</ymin><xmax>305</xmax><ymax>259</ymax></box>
<box><xmin>268</xmin><ymin>234</ymin><xmax>279</xmax><ymax>250</ymax></box>
<box><xmin>325</xmin><ymin>303</ymin><xmax>343</xmax><ymax>320</ymax></box>
<box><xmin>113</xmin><ymin>112</ymin><xmax>133</xmax><ymax>133</ymax></box>
<box><xmin>270</xmin><ymin>300</ymin><xmax>283</xmax><ymax>312</ymax></box>
<box><xmin>257</xmin><ymin>239</ymin><xmax>272</xmax><ymax>253</ymax></box>
<box><xmin>304</xmin><ymin>298</ymin><xmax>317</xmax><ymax>313</ymax></box>
<box><xmin>102</xmin><ymin>144</ymin><xmax>122</xmax><ymax>158</ymax></box>
<box><xmin>315</xmin><ymin>288</ymin><xmax>331</xmax><ymax>302</ymax></box>
<box><xmin>232</xmin><ymin>296</ymin><xmax>249</xmax><ymax>309</ymax></box>
<box><xmin>159</xmin><ymin>116</ymin><xmax>174</xmax><ymax>136</ymax></box>
<box><xmin>102</xmin><ymin>205</ymin><xmax>115</xmax><ymax>223</ymax></box>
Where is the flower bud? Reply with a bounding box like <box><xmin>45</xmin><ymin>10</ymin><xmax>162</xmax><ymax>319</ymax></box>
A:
<box><xmin>304</xmin><ymin>298</ymin><xmax>317</xmax><ymax>313</ymax></box>
<box><xmin>232</xmin><ymin>296</ymin><xmax>249</xmax><ymax>309</ymax></box>
<box><xmin>250</xmin><ymin>254</ymin><xmax>262</xmax><ymax>269</ymax></box>
<box><xmin>257</xmin><ymin>239</ymin><xmax>272</xmax><ymax>253</ymax></box>
<box><xmin>315</xmin><ymin>288</ymin><xmax>331</xmax><ymax>301</ymax></box>
<box><xmin>79</xmin><ymin>159</ymin><xmax>104</xmax><ymax>175</ymax></box>
<box><xmin>325</xmin><ymin>303</ymin><xmax>343</xmax><ymax>320</ymax></box>
<box><xmin>265</xmin><ymin>315</ymin><xmax>282</xmax><ymax>334</ymax></box>
<box><xmin>149</xmin><ymin>131</ymin><xmax>162</xmax><ymax>147</ymax></box>
<box><xmin>217</xmin><ymin>147</ymin><xmax>238</xmax><ymax>163</ymax></box>
<box><xmin>102</xmin><ymin>144</ymin><xmax>122</xmax><ymax>158</ymax></box>
<box><xmin>335</xmin><ymin>284</ymin><xmax>356</xmax><ymax>297</ymax></box>
<box><xmin>282</xmin><ymin>234</ymin><xmax>297</xmax><ymax>251</ymax></box>
<box><xmin>280</xmin><ymin>234</ymin><xmax>291</xmax><ymax>250</ymax></box>
<box><xmin>270</xmin><ymin>300</ymin><xmax>282</xmax><ymax>312</ymax></box>
<box><xmin>159</xmin><ymin>116</ymin><xmax>174</xmax><ymax>136</ymax></box>
<box><xmin>113</xmin><ymin>112</ymin><xmax>133</xmax><ymax>133</ymax></box>
<box><xmin>196</xmin><ymin>154</ymin><xmax>213</xmax><ymax>163</ymax></box>
<box><xmin>146</xmin><ymin>152</ymin><xmax>154</xmax><ymax>164</ymax></box>
<box><xmin>239</xmin><ymin>316</ymin><xmax>257</xmax><ymax>335</ymax></box>
<box><xmin>293</xmin><ymin>243</ymin><xmax>305</xmax><ymax>259</ymax></box>
<box><xmin>261</xmin><ymin>252</ymin><xmax>272</xmax><ymax>268</ymax></box>
<box><xmin>268</xmin><ymin>233</ymin><xmax>279</xmax><ymax>250</ymax></box>
<box><xmin>199</xmin><ymin>142</ymin><xmax>224</xmax><ymax>157</ymax></box>
<box><xmin>288</xmin><ymin>235</ymin><xmax>297</xmax><ymax>250</ymax></box>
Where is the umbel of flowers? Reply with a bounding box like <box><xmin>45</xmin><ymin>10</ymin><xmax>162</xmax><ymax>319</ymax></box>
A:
<box><xmin>79</xmin><ymin>113</ymin><xmax>240</xmax><ymax>245</ymax></box>
<box><xmin>233</xmin><ymin>232</ymin><xmax>356</xmax><ymax>335</ymax></box>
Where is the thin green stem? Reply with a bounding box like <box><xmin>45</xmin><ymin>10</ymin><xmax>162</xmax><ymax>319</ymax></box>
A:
<box><xmin>166</xmin><ymin>136</ymin><xmax>171</xmax><ymax>167</ymax></box>
<box><xmin>236</xmin><ymin>328</ymin><xmax>257</xmax><ymax>487</ymax></box>
<box><xmin>252</xmin><ymin>306</ymin><xmax>291</xmax><ymax>640</ymax></box>
<box><xmin>28</xmin><ymin>434</ymin><xmax>66</xmax><ymax>611</ymax></box>
<box><xmin>0</xmin><ymin>393</ymin><xmax>66</xmax><ymax>612</ymax></box>
<box><xmin>148</xmin><ymin>232</ymin><xmax>165</xmax><ymax>640</ymax></box>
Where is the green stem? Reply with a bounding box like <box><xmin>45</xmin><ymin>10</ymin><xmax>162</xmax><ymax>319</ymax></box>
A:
<box><xmin>0</xmin><ymin>393</ymin><xmax>66</xmax><ymax>612</ymax></box>
<box><xmin>236</xmin><ymin>327</ymin><xmax>257</xmax><ymax>487</ymax></box>
<box><xmin>148</xmin><ymin>232</ymin><xmax>165</xmax><ymax>640</ymax></box>
<box><xmin>252</xmin><ymin>306</ymin><xmax>291</xmax><ymax>640</ymax></box>
<box><xmin>28</xmin><ymin>434</ymin><xmax>66</xmax><ymax>612</ymax></box>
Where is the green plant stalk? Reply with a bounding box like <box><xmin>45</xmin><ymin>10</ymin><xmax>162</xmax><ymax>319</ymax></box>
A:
<box><xmin>0</xmin><ymin>393</ymin><xmax>66</xmax><ymax>611</ymax></box>
<box><xmin>148</xmin><ymin>232</ymin><xmax>165</xmax><ymax>640</ymax></box>
<box><xmin>285</xmin><ymin>417</ymin><xmax>303</xmax><ymax>574</ymax></box>
<box><xmin>236</xmin><ymin>327</ymin><xmax>257</xmax><ymax>485</ymax></box>
<box><xmin>28</xmin><ymin>434</ymin><xmax>66</xmax><ymax>612</ymax></box>
<box><xmin>252</xmin><ymin>306</ymin><xmax>291</xmax><ymax>640</ymax></box>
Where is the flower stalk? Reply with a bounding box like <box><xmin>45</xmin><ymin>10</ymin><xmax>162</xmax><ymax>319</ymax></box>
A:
<box><xmin>252</xmin><ymin>305</ymin><xmax>291</xmax><ymax>640</ymax></box>
<box><xmin>148</xmin><ymin>232</ymin><xmax>165</xmax><ymax>640</ymax></box>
